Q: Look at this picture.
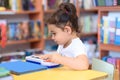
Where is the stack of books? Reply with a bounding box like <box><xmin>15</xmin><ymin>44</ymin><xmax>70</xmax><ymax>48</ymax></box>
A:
<box><xmin>0</xmin><ymin>67</ymin><xmax>13</xmax><ymax>80</ymax></box>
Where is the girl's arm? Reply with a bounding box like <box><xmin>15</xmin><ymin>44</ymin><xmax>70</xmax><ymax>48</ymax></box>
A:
<box><xmin>56</xmin><ymin>54</ymin><xmax>89</xmax><ymax>70</ymax></box>
<box><xmin>38</xmin><ymin>53</ymin><xmax>89</xmax><ymax>70</ymax></box>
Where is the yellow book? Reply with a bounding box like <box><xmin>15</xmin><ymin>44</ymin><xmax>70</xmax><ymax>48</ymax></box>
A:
<box><xmin>103</xmin><ymin>16</ymin><xmax>109</xmax><ymax>44</ymax></box>
<box><xmin>16</xmin><ymin>0</ymin><xmax>22</xmax><ymax>11</ymax></box>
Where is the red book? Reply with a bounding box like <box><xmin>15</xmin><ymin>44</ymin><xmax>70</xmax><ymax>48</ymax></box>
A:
<box><xmin>116</xmin><ymin>58</ymin><xmax>120</xmax><ymax>72</ymax></box>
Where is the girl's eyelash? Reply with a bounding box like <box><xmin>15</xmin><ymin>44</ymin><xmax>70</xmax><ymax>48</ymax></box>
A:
<box><xmin>51</xmin><ymin>32</ymin><xmax>56</xmax><ymax>34</ymax></box>
<box><xmin>52</xmin><ymin>33</ymin><xmax>56</xmax><ymax>35</ymax></box>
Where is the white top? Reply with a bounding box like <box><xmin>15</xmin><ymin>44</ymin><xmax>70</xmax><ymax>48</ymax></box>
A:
<box><xmin>57</xmin><ymin>38</ymin><xmax>87</xmax><ymax>58</ymax></box>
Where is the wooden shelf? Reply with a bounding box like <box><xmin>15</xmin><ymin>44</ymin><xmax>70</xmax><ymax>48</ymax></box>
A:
<box><xmin>80</xmin><ymin>8</ymin><xmax>98</xmax><ymax>12</ymax></box>
<box><xmin>0</xmin><ymin>10</ymin><xmax>39</xmax><ymax>15</ymax></box>
<box><xmin>80</xmin><ymin>32</ymin><xmax>97</xmax><ymax>38</ymax></box>
<box><xmin>44</xmin><ymin>9</ymin><xmax>55</xmax><ymax>13</ymax></box>
<box><xmin>6</xmin><ymin>38</ymin><xmax>41</xmax><ymax>45</ymax></box>
<box><xmin>100</xmin><ymin>44</ymin><xmax>120</xmax><ymax>52</ymax></box>
<box><xmin>96</xmin><ymin>6</ymin><xmax>120</xmax><ymax>11</ymax></box>
<box><xmin>16</xmin><ymin>10</ymin><xmax>40</xmax><ymax>14</ymax></box>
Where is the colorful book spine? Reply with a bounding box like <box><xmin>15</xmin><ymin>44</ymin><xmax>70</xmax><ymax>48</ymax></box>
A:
<box><xmin>105</xmin><ymin>0</ymin><xmax>113</xmax><ymax>6</ymax></box>
<box><xmin>113</xmin><ymin>0</ymin><xmax>117</xmax><ymax>6</ymax></box>
<box><xmin>117</xmin><ymin>0</ymin><xmax>120</xmax><ymax>5</ymax></box>
<box><xmin>114</xmin><ymin>17</ymin><xmax>120</xmax><ymax>45</ymax></box>
<box><xmin>103</xmin><ymin>56</ymin><xmax>120</xmax><ymax>72</ymax></box>
<box><xmin>102</xmin><ymin>56</ymin><xmax>111</xmax><ymax>61</ymax></box>
<box><xmin>0</xmin><ymin>20</ymin><xmax>7</xmax><ymax>48</ymax></box>
<box><xmin>100</xmin><ymin>18</ymin><xmax>104</xmax><ymax>43</ymax></box>
<box><xmin>97</xmin><ymin>0</ymin><xmax>106</xmax><ymax>6</ymax></box>
<box><xmin>103</xmin><ymin>16</ymin><xmax>109</xmax><ymax>44</ymax></box>
<box><xmin>108</xmin><ymin>17</ymin><xmax>116</xmax><ymax>44</ymax></box>
<box><xmin>9</xmin><ymin>0</ymin><xmax>17</xmax><ymax>11</ymax></box>
<box><xmin>116</xmin><ymin>59</ymin><xmax>120</xmax><ymax>72</ymax></box>
<box><xmin>107</xmin><ymin>57</ymin><xmax>116</xmax><ymax>66</ymax></box>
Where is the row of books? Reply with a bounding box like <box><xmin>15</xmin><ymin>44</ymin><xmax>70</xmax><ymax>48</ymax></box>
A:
<box><xmin>79</xmin><ymin>14</ymin><xmax>98</xmax><ymax>33</ymax></box>
<box><xmin>100</xmin><ymin>16</ymin><xmax>120</xmax><ymax>45</ymax></box>
<box><xmin>42</xmin><ymin>0</ymin><xmax>77</xmax><ymax>10</ymax></box>
<box><xmin>0</xmin><ymin>20</ymin><xmax>41</xmax><ymax>41</ymax></box>
<box><xmin>0</xmin><ymin>0</ymin><xmax>35</xmax><ymax>11</ymax></box>
<box><xmin>0</xmin><ymin>20</ymin><xmax>7</xmax><ymax>48</ymax></box>
<box><xmin>80</xmin><ymin>0</ymin><xmax>120</xmax><ymax>9</ymax></box>
<box><xmin>92</xmin><ymin>0</ymin><xmax>120</xmax><ymax>7</ymax></box>
<box><xmin>102</xmin><ymin>56</ymin><xmax>120</xmax><ymax>72</ymax></box>
<box><xmin>0</xmin><ymin>48</ymin><xmax>42</xmax><ymax>62</ymax></box>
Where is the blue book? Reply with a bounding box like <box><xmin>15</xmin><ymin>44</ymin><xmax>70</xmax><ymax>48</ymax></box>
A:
<box><xmin>115</xmin><ymin>17</ymin><xmax>120</xmax><ymax>45</ymax></box>
<box><xmin>0</xmin><ymin>61</ymin><xmax>47</xmax><ymax>75</ymax></box>
<box><xmin>100</xmin><ymin>18</ymin><xmax>104</xmax><ymax>43</ymax></box>
<box><xmin>102</xmin><ymin>56</ymin><xmax>111</xmax><ymax>61</ymax></box>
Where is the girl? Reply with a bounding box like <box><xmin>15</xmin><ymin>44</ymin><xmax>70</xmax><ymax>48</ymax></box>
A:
<box><xmin>39</xmin><ymin>3</ymin><xmax>89</xmax><ymax>70</ymax></box>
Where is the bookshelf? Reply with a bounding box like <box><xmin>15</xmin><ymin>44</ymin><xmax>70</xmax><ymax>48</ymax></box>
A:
<box><xmin>97</xmin><ymin>6</ymin><xmax>120</xmax><ymax>59</ymax></box>
<box><xmin>80</xmin><ymin>32</ymin><xmax>97</xmax><ymax>38</ymax></box>
<box><xmin>98</xmin><ymin>7</ymin><xmax>120</xmax><ymax>79</ymax></box>
<box><xmin>77</xmin><ymin>0</ymin><xmax>98</xmax><ymax>39</ymax></box>
<box><xmin>0</xmin><ymin>0</ymin><xmax>45</xmax><ymax>50</ymax></box>
<box><xmin>100</xmin><ymin>44</ymin><xmax>120</xmax><ymax>58</ymax></box>
<box><xmin>5</xmin><ymin>38</ymin><xmax>41</xmax><ymax>45</ymax></box>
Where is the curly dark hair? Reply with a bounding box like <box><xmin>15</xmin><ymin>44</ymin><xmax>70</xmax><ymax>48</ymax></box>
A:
<box><xmin>47</xmin><ymin>3</ymin><xmax>81</xmax><ymax>34</ymax></box>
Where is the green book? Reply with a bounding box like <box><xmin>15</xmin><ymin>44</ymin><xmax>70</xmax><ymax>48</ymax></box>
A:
<box><xmin>0</xmin><ymin>67</ymin><xmax>10</xmax><ymax>77</ymax></box>
<box><xmin>97</xmin><ymin>0</ymin><xmax>106</xmax><ymax>6</ymax></box>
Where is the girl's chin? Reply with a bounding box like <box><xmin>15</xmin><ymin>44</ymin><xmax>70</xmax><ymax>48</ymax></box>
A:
<box><xmin>57</xmin><ymin>43</ymin><xmax>64</xmax><ymax>45</ymax></box>
<box><xmin>55</xmin><ymin>42</ymin><xmax>61</xmax><ymax>44</ymax></box>
<box><xmin>55</xmin><ymin>41</ymin><xmax>64</xmax><ymax>45</ymax></box>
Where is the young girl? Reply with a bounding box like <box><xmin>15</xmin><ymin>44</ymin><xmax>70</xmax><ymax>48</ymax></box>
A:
<box><xmin>39</xmin><ymin>3</ymin><xmax>89</xmax><ymax>70</ymax></box>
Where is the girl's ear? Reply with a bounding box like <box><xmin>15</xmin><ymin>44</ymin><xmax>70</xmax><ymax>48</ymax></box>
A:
<box><xmin>64</xmin><ymin>26</ymin><xmax>72</xmax><ymax>34</ymax></box>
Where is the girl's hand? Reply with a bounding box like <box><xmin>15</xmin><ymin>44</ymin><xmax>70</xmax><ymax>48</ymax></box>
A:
<box><xmin>38</xmin><ymin>54</ymin><xmax>52</xmax><ymax>61</ymax></box>
<box><xmin>38</xmin><ymin>53</ymin><xmax>62</xmax><ymax>63</ymax></box>
<box><xmin>49</xmin><ymin>53</ymin><xmax>62</xmax><ymax>63</ymax></box>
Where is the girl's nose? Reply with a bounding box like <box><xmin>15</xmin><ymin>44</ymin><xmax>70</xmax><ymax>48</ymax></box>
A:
<box><xmin>51</xmin><ymin>35</ymin><xmax>54</xmax><ymax>40</ymax></box>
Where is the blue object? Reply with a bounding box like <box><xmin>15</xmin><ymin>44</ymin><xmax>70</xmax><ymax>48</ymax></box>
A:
<box><xmin>0</xmin><ymin>61</ymin><xmax>47</xmax><ymax>75</ymax></box>
<box><xmin>115</xmin><ymin>18</ymin><xmax>120</xmax><ymax>45</ymax></box>
<box><xmin>47</xmin><ymin>64</ymin><xmax>60</xmax><ymax>68</ymax></box>
<box><xmin>102</xmin><ymin>56</ymin><xmax>111</xmax><ymax>61</ymax></box>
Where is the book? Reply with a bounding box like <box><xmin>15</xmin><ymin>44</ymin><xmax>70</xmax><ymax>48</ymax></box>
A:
<box><xmin>108</xmin><ymin>17</ymin><xmax>116</xmax><ymax>44</ymax></box>
<box><xmin>116</xmin><ymin>58</ymin><xmax>120</xmax><ymax>71</ymax></box>
<box><xmin>105</xmin><ymin>0</ymin><xmax>113</xmax><ymax>6</ymax></box>
<box><xmin>107</xmin><ymin>57</ymin><xmax>116</xmax><ymax>66</ymax></box>
<box><xmin>0</xmin><ymin>20</ymin><xmax>7</xmax><ymax>48</ymax></box>
<box><xmin>97</xmin><ymin>0</ymin><xmax>106</xmax><ymax>6</ymax></box>
<box><xmin>115</xmin><ymin>17</ymin><xmax>120</xmax><ymax>45</ymax></box>
<box><xmin>0</xmin><ymin>67</ymin><xmax>10</xmax><ymax>77</ymax></box>
<box><xmin>102</xmin><ymin>56</ymin><xmax>111</xmax><ymax>61</ymax></box>
<box><xmin>0</xmin><ymin>61</ymin><xmax>47</xmax><ymax>75</ymax></box>
<box><xmin>102</xmin><ymin>16</ymin><xmax>109</xmax><ymax>44</ymax></box>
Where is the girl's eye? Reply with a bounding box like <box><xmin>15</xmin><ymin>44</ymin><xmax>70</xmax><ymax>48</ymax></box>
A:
<box><xmin>50</xmin><ymin>32</ymin><xmax>56</xmax><ymax>36</ymax></box>
<box><xmin>52</xmin><ymin>33</ymin><xmax>56</xmax><ymax>36</ymax></box>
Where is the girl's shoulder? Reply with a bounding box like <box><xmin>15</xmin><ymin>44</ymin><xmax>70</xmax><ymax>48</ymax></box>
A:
<box><xmin>72</xmin><ymin>38</ymin><xmax>84</xmax><ymax>45</ymax></box>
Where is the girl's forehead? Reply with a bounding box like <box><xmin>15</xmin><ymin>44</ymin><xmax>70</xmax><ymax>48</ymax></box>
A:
<box><xmin>48</xmin><ymin>24</ymin><xmax>62</xmax><ymax>31</ymax></box>
<box><xmin>48</xmin><ymin>24</ymin><xmax>57</xmax><ymax>28</ymax></box>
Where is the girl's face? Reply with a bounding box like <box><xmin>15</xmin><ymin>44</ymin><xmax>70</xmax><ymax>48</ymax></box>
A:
<box><xmin>48</xmin><ymin>24</ymin><xmax>72</xmax><ymax>46</ymax></box>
